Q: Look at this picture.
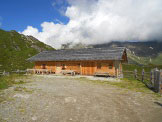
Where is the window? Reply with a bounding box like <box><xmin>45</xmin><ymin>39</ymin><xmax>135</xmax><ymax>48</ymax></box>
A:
<box><xmin>62</xmin><ymin>64</ymin><xmax>66</xmax><ymax>70</ymax></box>
<box><xmin>77</xmin><ymin>63</ymin><xmax>80</xmax><ymax>68</ymax></box>
<box><xmin>108</xmin><ymin>63</ymin><xmax>113</xmax><ymax>69</ymax></box>
<box><xmin>97</xmin><ymin>63</ymin><xmax>101</xmax><ymax>69</ymax></box>
<box><xmin>42</xmin><ymin>64</ymin><xmax>46</xmax><ymax>69</ymax></box>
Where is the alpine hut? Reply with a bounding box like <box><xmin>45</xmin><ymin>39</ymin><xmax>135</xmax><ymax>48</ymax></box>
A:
<box><xmin>28</xmin><ymin>47</ymin><xmax>127</xmax><ymax>77</ymax></box>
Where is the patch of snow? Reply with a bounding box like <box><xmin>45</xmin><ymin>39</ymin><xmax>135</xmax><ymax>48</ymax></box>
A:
<box><xmin>149</xmin><ymin>47</ymin><xmax>153</xmax><ymax>49</ymax></box>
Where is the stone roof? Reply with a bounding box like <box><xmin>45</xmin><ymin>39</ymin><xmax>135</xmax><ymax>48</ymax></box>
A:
<box><xmin>28</xmin><ymin>47</ymin><xmax>126</xmax><ymax>61</ymax></box>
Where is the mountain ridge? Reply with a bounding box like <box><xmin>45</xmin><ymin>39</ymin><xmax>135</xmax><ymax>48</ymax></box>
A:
<box><xmin>92</xmin><ymin>41</ymin><xmax>162</xmax><ymax>65</ymax></box>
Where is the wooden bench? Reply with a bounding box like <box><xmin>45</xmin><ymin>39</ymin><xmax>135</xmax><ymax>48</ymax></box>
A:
<box><xmin>94</xmin><ymin>72</ymin><xmax>110</xmax><ymax>77</ymax></box>
<box><xmin>61</xmin><ymin>70</ymin><xmax>77</xmax><ymax>76</ymax></box>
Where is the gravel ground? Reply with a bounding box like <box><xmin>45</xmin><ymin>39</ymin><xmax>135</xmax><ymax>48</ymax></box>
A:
<box><xmin>0</xmin><ymin>75</ymin><xmax>162</xmax><ymax>122</ymax></box>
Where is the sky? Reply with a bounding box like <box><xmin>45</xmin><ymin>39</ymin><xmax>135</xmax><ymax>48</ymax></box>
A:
<box><xmin>0</xmin><ymin>0</ymin><xmax>162</xmax><ymax>49</ymax></box>
<box><xmin>0</xmin><ymin>0</ymin><xmax>69</xmax><ymax>31</ymax></box>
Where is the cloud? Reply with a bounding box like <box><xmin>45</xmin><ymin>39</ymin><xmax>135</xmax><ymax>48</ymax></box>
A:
<box><xmin>52</xmin><ymin>0</ymin><xmax>69</xmax><ymax>16</ymax></box>
<box><xmin>22</xmin><ymin>0</ymin><xmax>162</xmax><ymax>49</ymax></box>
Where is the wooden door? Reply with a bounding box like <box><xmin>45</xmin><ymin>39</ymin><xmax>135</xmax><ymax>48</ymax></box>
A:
<box><xmin>56</xmin><ymin>63</ymin><xmax>62</xmax><ymax>74</ymax></box>
<box><xmin>82</xmin><ymin>62</ymin><xmax>95</xmax><ymax>75</ymax></box>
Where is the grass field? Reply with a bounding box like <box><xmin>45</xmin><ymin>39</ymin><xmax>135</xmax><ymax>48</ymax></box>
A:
<box><xmin>0</xmin><ymin>74</ymin><xmax>26</xmax><ymax>90</ymax></box>
<box><xmin>123</xmin><ymin>63</ymin><xmax>162</xmax><ymax>72</ymax></box>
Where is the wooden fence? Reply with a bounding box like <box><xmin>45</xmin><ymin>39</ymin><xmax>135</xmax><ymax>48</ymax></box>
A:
<box><xmin>0</xmin><ymin>70</ymin><xmax>9</xmax><ymax>76</ymax></box>
<box><xmin>0</xmin><ymin>69</ymin><xmax>53</xmax><ymax>76</ymax></box>
<box><xmin>1</xmin><ymin>68</ymin><xmax>162</xmax><ymax>93</ymax></box>
<box><xmin>123</xmin><ymin>68</ymin><xmax>162</xmax><ymax>93</ymax></box>
<box><xmin>0</xmin><ymin>70</ymin><xmax>26</xmax><ymax>76</ymax></box>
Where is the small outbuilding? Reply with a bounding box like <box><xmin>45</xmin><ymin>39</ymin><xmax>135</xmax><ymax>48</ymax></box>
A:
<box><xmin>28</xmin><ymin>47</ymin><xmax>127</xmax><ymax>77</ymax></box>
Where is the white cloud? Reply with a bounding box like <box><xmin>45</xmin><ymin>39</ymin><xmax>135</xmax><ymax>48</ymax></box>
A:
<box><xmin>52</xmin><ymin>0</ymin><xmax>68</xmax><ymax>16</ymax></box>
<box><xmin>22</xmin><ymin>0</ymin><xmax>162</xmax><ymax>49</ymax></box>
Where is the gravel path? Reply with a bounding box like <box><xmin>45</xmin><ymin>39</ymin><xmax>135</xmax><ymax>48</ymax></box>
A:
<box><xmin>0</xmin><ymin>75</ymin><xmax>162</xmax><ymax>122</ymax></box>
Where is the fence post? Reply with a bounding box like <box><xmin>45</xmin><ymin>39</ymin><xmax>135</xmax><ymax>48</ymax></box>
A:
<box><xmin>160</xmin><ymin>70</ymin><xmax>162</xmax><ymax>94</ymax></box>
<box><xmin>142</xmin><ymin>69</ymin><xmax>145</xmax><ymax>82</ymax></box>
<box><xmin>154</xmin><ymin>68</ymin><xmax>158</xmax><ymax>89</ymax></box>
<box><xmin>154</xmin><ymin>69</ymin><xmax>156</xmax><ymax>87</ymax></box>
<box><xmin>134</xmin><ymin>69</ymin><xmax>137</xmax><ymax>79</ymax></box>
<box><xmin>3</xmin><ymin>70</ymin><xmax>6</xmax><ymax>75</ymax></box>
<box><xmin>150</xmin><ymin>70</ymin><xmax>153</xmax><ymax>84</ymax></box>
<box><xmin>17</xmin><ymin>69</ymin><xmax>19</xmax><ymax>74</ymax></box>
<box><xmin>154</xmin><ymin>69</ymin><xmax>161</xmax><ymax>93</ymax></box>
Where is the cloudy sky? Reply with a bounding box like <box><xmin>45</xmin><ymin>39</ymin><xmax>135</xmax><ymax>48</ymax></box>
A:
<box><xmin>0</xmin><ymin>0</ymin><xmax>162</xmax><ymax>48</ymax></box>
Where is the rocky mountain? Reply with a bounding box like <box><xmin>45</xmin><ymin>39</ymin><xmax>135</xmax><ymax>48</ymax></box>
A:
<box><xmin>0</xmin><ymin>29</ymin><xmax>54</xmax><ymax>71</ymax></box>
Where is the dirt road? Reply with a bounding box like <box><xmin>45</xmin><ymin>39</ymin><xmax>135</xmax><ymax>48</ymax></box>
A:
<box><xmin>0</xmin><ymin>75</ymin><xmax>162</xmax><ymax>122</ymax></box>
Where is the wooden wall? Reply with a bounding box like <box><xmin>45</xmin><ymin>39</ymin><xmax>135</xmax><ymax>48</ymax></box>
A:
<box><xmin>34</xmin><ymin>60</ymin><xmax>123</xmax><ymax>76</ymax></box>
<box><xmin>95</xmin><ymin>61</ymin><xmax>115</xmax><ymax>76</ymax></box>
<box><xmin>55</xmin><ymin>61</ymin><xmax>81</xmax><ymax>74</ymax></box>
<box><xmin>81</xmin><ymin>62</ymin><xmax>95</xmax><ymax>75</ymax></box>
<box><xmin>122</xmin><ymin>50</ymin><xmax>128</xmax><ymax>63</ymax></box>
<box><xmin>33</xmin><ymin>49</ymin><xmax>127</xmax><ymax>76</ymax></box>
<box><xmin>34</xmin><ymin>61</ymin><xmax>56</xmax><ymax>73</ymax></box>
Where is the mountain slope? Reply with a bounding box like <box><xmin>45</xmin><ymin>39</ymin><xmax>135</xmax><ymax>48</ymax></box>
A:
<box><xmin>0</xmin><ymin>29</ymin><xmax>54</xmax><ymax>71</ymax></box>
<box><xmin>92</xmin><ymin>41</ymin><xmax>162</xmax><ymax>65</ymax></box>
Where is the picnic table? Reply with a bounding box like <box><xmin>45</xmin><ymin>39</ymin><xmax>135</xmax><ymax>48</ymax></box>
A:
<box><xmin>26</xmin><ymin>69</ymin><xmax>52</xmax><ymax>74</ymax></box>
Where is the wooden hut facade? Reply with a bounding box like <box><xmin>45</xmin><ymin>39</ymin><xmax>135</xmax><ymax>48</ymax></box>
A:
<box><xmin>28</xmin><ymin>47</ymin><xmax>127</xmax><ymax>77</ymax></box>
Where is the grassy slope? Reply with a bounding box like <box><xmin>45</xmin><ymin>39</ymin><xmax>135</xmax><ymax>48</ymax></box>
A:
<box><xmin>128</xmin><ymin>51</ymin><xmax>162</xmax><ymax>66</ymax></box>
<box><xmin>0</xmin><ymin>29</ymin><xmax>54</xmax><ymax>71</ymax></box>
<box><xmin>151</xmin><ymin>53</ymin><xmax>162</xmax><ymax>65</ymax></box>
<box><xmin>122</xmin><ymin>63</ymin><xmax>162</xmax><ymax>73</ymax></box>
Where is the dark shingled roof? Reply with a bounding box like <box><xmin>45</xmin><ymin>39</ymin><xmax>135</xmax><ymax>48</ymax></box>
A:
<box><xmin>28</xmin><ymin>47</ymin><xmax>126</xmax><ymax>61</ymax></box>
